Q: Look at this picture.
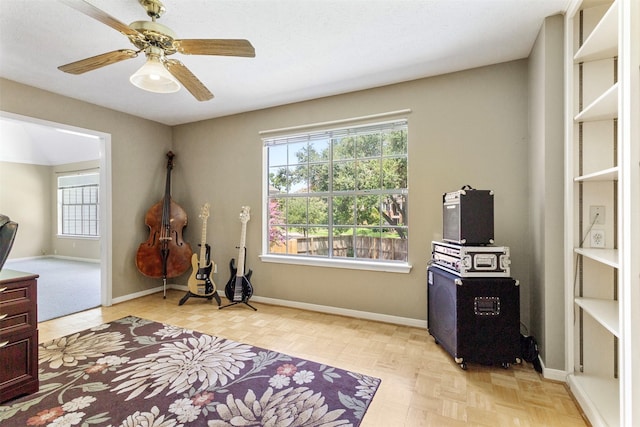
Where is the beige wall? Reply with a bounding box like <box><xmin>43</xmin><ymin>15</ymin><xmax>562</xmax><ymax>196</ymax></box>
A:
<box><xmin>1</xmin><ymin>160</ymin><xmax>102</xmax><ymax>260</ymax></box>
<box><xmin>0</xmin><ymin>161</ymin><xmax>50</xmax><ymax>257</ymax></box>
<box><xmin>528</xmin><ymin>15</ymin><xmax>565</xmax><ymax>370</ymax></box>
<box><xmin>0</xmin><ymin>78</ymin><xmax>173</xmax><ymax>298</ymax></box>
<box><xmin>175</xmin><ymin>60</ymin><xmax>531</xmax><ymax>322</ymax></box>
<box><xmin>1</xmin><ymin>59</ymin><xmax>532</xmax><ymax>323</ymax></box>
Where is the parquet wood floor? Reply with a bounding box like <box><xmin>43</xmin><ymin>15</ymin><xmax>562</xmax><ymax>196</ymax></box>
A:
<box><xmin>38</xmin><ymin>290</ymin><xmax>589</xmax><ymax>426</ymax></box>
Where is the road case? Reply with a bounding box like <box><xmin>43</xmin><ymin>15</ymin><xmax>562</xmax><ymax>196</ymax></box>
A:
<box><xmin>431</xmin><ymin>240</ymin><xmax>511</xmax><ymax>277</ymax></box>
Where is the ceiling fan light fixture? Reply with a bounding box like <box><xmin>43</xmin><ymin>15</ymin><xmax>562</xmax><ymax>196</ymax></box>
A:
<box><xmin>58</xmin><ymin>0</ymin><xmax>253</xmax><ymax>101</ymax></box>
<box><xmin>130</xmin><ymin>48</ymin><xmax>180</xmax><ymax>93</ymax></box>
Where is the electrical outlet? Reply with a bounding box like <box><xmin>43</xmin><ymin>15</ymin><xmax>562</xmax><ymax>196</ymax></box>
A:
<box><xmin>591</xmin><ymin>229</ymin><xmax>605</xmax><ymax>248</ymax></box>
<box><xmin>589</xmin><ymin>205</ymin><xmax>605</xmax><ymax>225</ymax></box>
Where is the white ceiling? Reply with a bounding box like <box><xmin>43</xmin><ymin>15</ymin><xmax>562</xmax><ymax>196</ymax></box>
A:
<box><xmin>0</xmin><ymin>114</ymin><xmax>101</xmax><ymax>166</ymax></box>
<box><xmin>0</xmin><ymin>0</ymin><xmax>570</xmax><ymax>165</ymax></box>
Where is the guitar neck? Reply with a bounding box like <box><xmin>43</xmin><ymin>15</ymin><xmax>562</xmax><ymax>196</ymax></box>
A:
<box><xmin>199</xmin><ymin>217</ymin><xmax>207</xmax><ymax>266</ymax></box>
<box><xmin>236</xmin><ymin>221</ymin><xmax>247</xmax><ymax>277</ymax></box>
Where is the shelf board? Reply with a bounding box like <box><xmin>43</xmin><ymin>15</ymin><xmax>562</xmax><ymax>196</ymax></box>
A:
<box><xmin>574</xmin><ymin>166</ymin><xmax>619</xmax><ymax>182</ymax></box>
<box><xmin>574</xmin><ymin>0</ymin><xmax>619</xmax><ymax>62</ymax></box>
<box><xmin>575</xmin><ymin>297</ymin><xmax>620</xmax><ymax>337</ymax></box>
<box><xmin>574</xmin><ymin>83</ymin><xmax>618</xmax><ymax>122</ymax></box>
<box><xmin>567</xmin><ymin>374</ymin><xmax>619</xmax><ymax>427</ymax></box>
<box><xmin>574</xmin><ymin>247</ymin><xmax>619</xmax><ymax>268</ymax></box>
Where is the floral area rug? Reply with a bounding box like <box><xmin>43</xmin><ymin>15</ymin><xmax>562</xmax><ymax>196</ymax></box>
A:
<box><xmin>0</xmin><ymin>316</ymin><xmax>381</xmax><ymax>426</ymax></box>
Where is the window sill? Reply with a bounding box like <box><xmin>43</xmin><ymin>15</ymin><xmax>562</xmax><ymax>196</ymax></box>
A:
<box><xmin>259</xmin><ymin>254</ymin><xmax>412</xmax><ymax>273</ymax></box>
<box><xmin>56</xmin><ymin>235</ymin><xmax>100</xmax><ymax>240</ymax></box>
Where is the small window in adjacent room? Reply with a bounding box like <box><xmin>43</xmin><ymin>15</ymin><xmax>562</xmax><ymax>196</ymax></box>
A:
<box><xmin>57</xmin><ymin>172</ymin><xmax>100</xmax><ymax>237</ymax></box>
<box><xmin>263</xmin><ymin>120</ymin><xmax>408</xmax><ymax>268</ymax></box>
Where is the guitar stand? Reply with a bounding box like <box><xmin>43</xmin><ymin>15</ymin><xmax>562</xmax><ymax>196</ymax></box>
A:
<box><xmin>178</xmin><ymin>290</ymin><xmax>221</xmax><ymax>306</ymax></box>
<box><xmin>219</xmin><ymin>298</ymin><xmax>257</xmax><ymax>311</ymax></box>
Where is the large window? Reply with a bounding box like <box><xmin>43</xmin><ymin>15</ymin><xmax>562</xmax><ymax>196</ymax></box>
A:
<box><xmin>264</xmin><ymin>120</ymin><xmax>408</xmax><ymax>265</ymax></box>
<box><xmin>57</xmin><ymin>172</ymin><xmax>100</xmax><ymax>237</ymax></box>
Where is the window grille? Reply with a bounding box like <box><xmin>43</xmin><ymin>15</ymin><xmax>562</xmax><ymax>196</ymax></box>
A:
<box><xmin>263</xmin><ymin>120</ymin><xmax>408</xmax><ymax>262</ymax></box>
<box><xmin>58</xmin><ymin>173</ymin><xmax>99</xmax><ymax>237</ymax></box>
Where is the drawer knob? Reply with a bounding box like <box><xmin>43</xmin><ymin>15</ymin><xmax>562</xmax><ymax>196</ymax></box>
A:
<box><xmin>0</xmin><ymin>340</ymin><xmax>9</xmax><ymax>348</ymax></box>
<box><xmin>0</xmin><ymin>313</ymin><xmax>7</xmax><ymax>320</ymax></box>
<box><xmin>0</xmin><ymin>287</ymin><xmax>7</xmax><ymax>293</ymax></box>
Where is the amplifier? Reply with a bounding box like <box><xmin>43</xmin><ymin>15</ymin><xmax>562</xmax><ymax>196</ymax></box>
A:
<box><xmin>431</xmin><ymin>240</ymin><xmax>510</xmax><ymax>277</ymax></box>
<box><xmin>443</xmin><ymin>186</ymin><xmax>494</xmax><ymax>245</ymax></box>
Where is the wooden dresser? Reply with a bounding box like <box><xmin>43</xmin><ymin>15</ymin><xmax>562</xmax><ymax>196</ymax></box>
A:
<box><xmin>0</xmin><ymin>269</ymin><xmax>39</xmax><ymax>403</ymax></box>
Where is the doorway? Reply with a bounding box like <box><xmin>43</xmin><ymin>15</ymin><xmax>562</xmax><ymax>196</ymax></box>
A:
<box><xmin>0</xmin><ymin>111</ymin><xmax>112</xmax><ymax>315</ymax></box>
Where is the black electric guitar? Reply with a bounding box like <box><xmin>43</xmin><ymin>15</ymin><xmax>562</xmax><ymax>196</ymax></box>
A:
<box><xmin>186</xmin><ymin>203</ymin><xmax>216</xmax><ymax>297</ymax></box>
<box><xmin>224</xmin><ymin>206</ymin><xmax>254</xmax><ymax>305</ymax></box>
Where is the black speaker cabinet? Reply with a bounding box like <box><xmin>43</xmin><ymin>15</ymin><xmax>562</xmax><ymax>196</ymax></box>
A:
<box><xmin>443</xmin><ymin>188</ymin><xmax>494</xmax><ymax>245</ymax></box>
<box><xmin>427</xmin><ymin>266</ymin><xmax>520</xmax><ymax>369</ymax></box>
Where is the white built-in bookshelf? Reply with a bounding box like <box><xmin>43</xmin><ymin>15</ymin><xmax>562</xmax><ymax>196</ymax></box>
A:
<box><xmin>564</xmin><ymin>0</ymin><xmax>639</xmax><ymax>426</ymax></box>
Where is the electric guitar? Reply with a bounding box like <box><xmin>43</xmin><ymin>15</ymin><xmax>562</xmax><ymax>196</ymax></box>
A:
<box><xmin>186</xmin><ymin>203</ymin><xmax>217</xmax><ymax>297</ymax></box>
<box><xmin>224</xmin><ymin>206</ymin><xmax>253</xmax><ymax>302</ymax></box>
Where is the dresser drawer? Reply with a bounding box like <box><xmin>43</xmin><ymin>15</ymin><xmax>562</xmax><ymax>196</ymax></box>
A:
<box><xmin>0</xmin><ymin>278</ymin><xmax>36</xmax><ymax>306</ymax></box>
<box><xmin>0</xmin><ymin>278</ymin><xmax>37</xmax><ymax>336</ymax></box>
<box><xmin>0</xmin><ymin>303</ymin><xmax>37</xmax><ymax>336</ymax></box>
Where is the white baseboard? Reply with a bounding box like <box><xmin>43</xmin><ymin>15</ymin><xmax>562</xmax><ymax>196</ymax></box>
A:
<box><xmin>6</xmin><ymin>255</ymin><xmax>49</xmax><ymax>262</ymax></box>
<box><xmin>111</xmin><ymin>283</ymin><xmax>178</xmax><ymax>304</ymax></box>
<box><xmin>7</xmin><ymin>255</ymin><xmax>100</xmax><ymax>263</ymax></box>
<box><xmin>539</xmin><ymin>357</ymin><xmax>569</xmax><ymax>382</ymax></box>
<box><xmin>250</xmin><ymin>295</ymin><xmax>429</xmax><ymax>328</ymax></box>
<box><xmin>51</xmin><ymin>255</ymin><xmax>100</xmax><ymax>263</ymax></box>
<box><xmin>566</xmin><ymin>374</ymin><xmax>610</xmax><ymax>427</ymax></box>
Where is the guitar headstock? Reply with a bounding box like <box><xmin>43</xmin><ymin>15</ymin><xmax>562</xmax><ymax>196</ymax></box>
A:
<box><xmin>239</xmin><ymin>206</ymin><xmax>251</xmax><ymax>224</ymax></box>
<box><xmin>199</xmin><ymin>203</ymin><xmax>210</xmax><ymax>220</ymax></box>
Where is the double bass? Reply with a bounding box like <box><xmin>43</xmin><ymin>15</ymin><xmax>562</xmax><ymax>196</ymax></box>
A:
<box><xmin>136</xmin><ymin>151</ymin><xmax>192</xmax><ymax>297</ymax></box>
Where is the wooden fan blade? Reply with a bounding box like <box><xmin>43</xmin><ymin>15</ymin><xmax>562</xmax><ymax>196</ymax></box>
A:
<box><xmin>174</xmin><ymin>39</ymin><xmax>255</xmax><ymax>57</ymax></box>
<box><xmin>165</xmin><ymin>59</ymin><xmax>214</xmax><ymax>101</ymax></box>
<box><xmin>59</xmin><ymin>0</ymin><xmax>140</xmax><ymax>37</ymax></box>
<box><xmin>58</xmin><ymin>49</ymin><xmax>138</xmax><ymax>74</ymax></box>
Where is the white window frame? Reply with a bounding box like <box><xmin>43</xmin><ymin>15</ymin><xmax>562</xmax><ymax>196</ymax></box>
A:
<box><xmin>260</xmin><ymin>118</ymin><xmax>411</xmax><ymax>273</ymax></box>
<box><xmin>57</xmin><ymin>172</ymin><xmax>100</xmax><ymax>238</ymax></box>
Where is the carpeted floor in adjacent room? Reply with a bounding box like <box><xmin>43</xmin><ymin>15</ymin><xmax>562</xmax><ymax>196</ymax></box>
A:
<box><xmin>5</xmin><ymin>257</ymin><xmax>100</xmax><ymax>321</ymax></box>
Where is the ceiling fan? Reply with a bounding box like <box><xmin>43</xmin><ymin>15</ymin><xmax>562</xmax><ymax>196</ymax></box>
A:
<box><xmin>57</xmin><ymin>0</ymin><xmax>255</xmax><ymax>101</ymax></box>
